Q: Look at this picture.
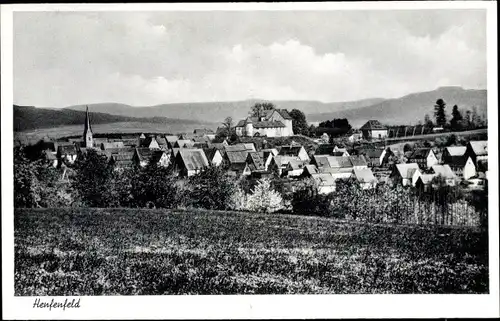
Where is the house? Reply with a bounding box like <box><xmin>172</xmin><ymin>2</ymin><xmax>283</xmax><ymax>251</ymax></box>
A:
<box><xmin>165</xmin><ymin>135</ymin><xmax>179</xmax><ymax>149</ymax></box>
<box><xmin>441</xmin><ymin>146</ymin><xmax>467</xmax><ymax>174</ymax></box>
<box><xmin>155</xmin><ymin>136</ymin><xmax>168</xmax><ymax>149</ymax></box>
<box><xmin>353</xmin><ymin>168</ymin><xmax>377</xmax><ymax>190</ymax></box>
<box><xmin>360</xmin><ymin>148</ymin><xmax>394</xmax><ymax>167</ymax></box>
<box><xmin>243</xmin><ymin>152</ymin><xmax>266</xmax><ymax>176</ymax></box>
<box><xmin>415</xmin><ymin>174</ymin><xmax>437</xmax><ymax>192</ymax></box>
<box><xmin>430</xmin><ymin>164</ymin><xmax>458</xmax><ymax>186</ymax></box>
<box><xmin>269</xmin><ymin>155</ymin><xmax>302</xmax><ymax>177</ymax></box>
<box><xmin>43</xmin><ymin>150</ymin><xmax>58</xmax><ymax>168</ymax></box>
<box><xmin>141</xmin><ymin>136</ymin><xmax>160</xmax><ymax>149</ymax></box>
<box><xmin>108</xmin><ymin>149</ymin><xmax>136</xmax><ymax>168</ymax></box>
<box><xmin>284</xmin><ymin>159</ymin><xmax>307</xmax><ymax>177</ymax></box>
<box><xmin>410</xmin><ymin>168</ymin><xmax>422</xmax><ymax>186</ymax></box>
<box><xmin>174</xmin><ymin>139</ymin><xmax>195</xmax><ymax>148</ymax></box>
<box><xmin>57</xmin><ymin>145</ymin><xmax>78</xmax><ymax>165</ymax></box>
<box><xmin>333</xmin><ymin>146</ymin><xmax>350</xmax><ymax>156</ymax></box>
<box><xmin>225</xmin><ymin>150</ymin><xmax>251</xmax><ymax>174</ymax></box>
<box><xmin>302</xmin><ymin>164</ymin><xmax>319</xmax><ymax>177</ymax></box>
<box><xmin>134</xmin><ymin>148</ymin><xmax>170</xmax><ymax>168</ymax></box>
<box><xmin>311</xmin><ymin>155</ymin><xmax>354</xmax><ymax>180</ymax></box>
<box><xmin>101</xmin><ymin>141</ymin><xmax>125</xmax><ymax>150</ymax></box>
<box><xmin>116</xmin><ymin>138</ymin><xmax>139</xmax><ymax>147</ymax></box>
<box><xmin>463</xmin><ymin>156</ymin><xmax>483</xmax><ymax>180</ymax></box>
<box><xmin>464</xmin><ymin>141</ymin><xmax>488</xmax><ymax>166</ymax></box>
<box><xmin>390</xmin><ymin>163</ymin><xmax>420</xmax><ymax>186</ymax></box>
<box><xmin>225</xmin><ymin>143</ymin><xmax>256</xmax><ymax>153</ymax></box>
<box><xmin>406</xmin><ymin>148</ymin><xmax>438</xmax><ymax>169</ymax></box>
<box><xmin>348</xmin><ymin>155</ymin><xmax>368</xmax><ymax>169</ymax></box>
<box><xmin>261</xmin><ymin>148</ymin><xmax>279</xmax><ymax>157</ymax></box>
<box><xmin>360</xmin><ymin>120</ymin><xmax>388</xmax><ymax>140</ymax></box>
<box><xmin>203</xmin><ymin>148</ymin><xmax>223</xmax><ymax>167</ymax></box>
<box><xmin>348</xmin><ymin>132</ymin><xmax>363</xmax><ymax>143</ymax></box>
<box><xmin>174</xmin><ymin>149</ymin><xmax>209</xmax><ymax>177</ymax></box>
<box><xmin>311</xmin><ymin>173</ymin><xmax>336</xmax><ymax>194</ymax></box>
<box><xmin>193</xmin><ymin>142</ymin><xmax>210</xmax><ymax>149</ymax></box>
<box><xmin>259</xmin><ymin>150</ymin><xmax>275</xmax><ymax>170</ymax></box>
<box><xmin>234</xmin><ymin>109</ymin><xmax>294</xmax><ymax>137</ymax></box>
<box><xmin>278</xmin><ymin>145</ymin><xmax>310</xmax><ymax>162</ymax></box>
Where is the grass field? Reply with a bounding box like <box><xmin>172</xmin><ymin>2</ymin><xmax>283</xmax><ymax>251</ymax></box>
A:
<box><xmin>14</xmin><ymin>208</ymin><xmax>488</xmax><ymax>295</ymax></box>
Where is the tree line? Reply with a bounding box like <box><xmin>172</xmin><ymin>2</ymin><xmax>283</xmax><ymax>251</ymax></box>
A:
<box><xmin>427</xmin><ymin>98</ymin><xmax>486</xmax><ymax>131</ymax></box>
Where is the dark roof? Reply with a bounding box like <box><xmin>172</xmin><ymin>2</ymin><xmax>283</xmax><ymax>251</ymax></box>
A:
<box><xmin>225</xmin><ymin>144</ymin><xmax>254</xmax><ymax>152</ymax></box>
<box><xmin>408</xmin><ymin>148</ymin><xmax>433</xmax><ymax>159</ymax></box>
<box><xmin>193</xmin><ymin>128</ymin><xmax>214</xmax><ymax>135</ymax></box>
<box><xmin>279</xmin><ymin>146</ymin><xmax>304</xmax><ymax>157</ymax></box>
<box><xmin>177</xmin><ymin>149</ymin><xmax>209</xmax><ymax>170</ymax></box>
<box><xmin>203</xmin><ymin>148</ymin><xmax>219</xmax><ymax>161</ymax></box>
<box><xmin>271</xmin><ymin>109</ymin><xmax>293</xmax><ymax>120</ymax></box>
<box><xmin>150</xmin><ymin>150</ymin><xmax>168</xmax><ymax>163</ymax></box>
<box><xmin>348</xmin><ymin>155</ymin><xmax>368</xmax><ymax>167</ymax></box>
<box><xmin>175</xmin><ymin>140</ymin><xmax>195</xmax><ymax>148</ymax></box>
<box><xmin>253</xmin><ymin>121</ymin><xmax>286</xmax><ymax>128</ymax></box>
<box><xmin>315</xmin><ymin>144</ymin><xmax>335</xmax><ymax>156</ymax></box>
<box><xmin>246</xmin><ymin>152</ymin><xmax>265</xmax><ymax>171</ymax></box>
<box><xmin>58</xmin><ymin>145</ymin><xmax>77</xmax><ymax>154</ymax></box>
<box><xmin>226</xmin><ymin>150</ymin><xmax>249</xmax><ymax>164</ymax></box>
<box><xmin>135</xmin><ymin>147</ymin><xmax>154</xmax><ymax>161</ymax></box>
<box><xmin>360</xmin><ymin>120</ymin><xmax>387</xmax><ymax>130</ymax></box>
<box><xmin>156</xmin><ymin>136</ymin><xmax>167</xmax><ymax>146</ymax></box>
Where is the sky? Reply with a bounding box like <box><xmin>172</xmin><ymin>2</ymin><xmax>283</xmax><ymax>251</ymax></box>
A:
<box><xmin>13</xmin><ymin>10</ymin><xmax>486</xmax><ymax>108</ymax></box>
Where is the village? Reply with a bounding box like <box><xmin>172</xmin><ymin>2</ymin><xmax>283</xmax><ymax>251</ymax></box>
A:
<box><xmin>23</xmin><ymin>103</ymin><xmax>488</xmax><ymax>197</ymax></box>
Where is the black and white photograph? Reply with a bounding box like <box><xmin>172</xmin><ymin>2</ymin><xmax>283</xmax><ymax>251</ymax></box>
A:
<box><xmin>1</xmin><ymin>2</ymin><xmax>498</xmax><ymax>319</ymax></box>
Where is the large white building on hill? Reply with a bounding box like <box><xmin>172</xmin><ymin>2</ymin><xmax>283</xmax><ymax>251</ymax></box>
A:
<box><xmin>235</xmin><ymin>109</ymin><xmax>294</xmax><ymax>137</ymax></box>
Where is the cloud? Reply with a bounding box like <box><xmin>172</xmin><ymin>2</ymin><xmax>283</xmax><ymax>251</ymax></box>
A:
<box><xmin>13</xmin><ymin>10</ymin><xmax>486</xmax><ymax>107</ymax></box>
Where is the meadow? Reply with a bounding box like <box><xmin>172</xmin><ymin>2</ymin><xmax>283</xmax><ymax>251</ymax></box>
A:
<box><xmin>14</xmin><ymin>208</ymin><xmax>488</xmax><ymax>295</ymax></box>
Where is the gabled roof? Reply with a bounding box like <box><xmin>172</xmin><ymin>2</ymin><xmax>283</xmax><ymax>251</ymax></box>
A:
<box><xmin>58</xmin><ymin>145</ymin><xmax>77</xmax><ymax>155</ymax></box>
<box><xmin>418</xmin><ymin>174</ymin><xmax>437</xmax><ymax>185</ymax></box>
<box><xmin>203</xmin><ymin>148</ymin><xmax>220</xmax><ymax>161</ymax></box>
<box><xmin>225</xmin><ymin>143</ymin><xmax>255</xmax><ymax>152</ymax></box>
<box><xmin>469</xmin><ymin>141</ymin><xmax>488</xmax><ymax>156</ymax></box>
<box><xmin>279</xmin><ymin>145</ymin><xmax>304</xmax><ymax>157</ymax></box>
<box><xmin>101</xmin><ymin>142</ymin><xmax>125</xmax><ymax>150</ymax></box>
<box><xmin>348</xmin><ymin>155</ymin><xmax>368</xmax><ymax>167</ymax></box>
<box><xmin>327</xmin><ymin>156</ymin><xmax>353</xmax><ymax>168</ymax></box>
<box><xmin>395</xmin><ymin>163</ymin><xmax>420</xmax><ymax>179</ymax></box>
<box><xmin>150</xmin><ymin>150</ymin><xmax>168</xmax><ymax>163</ymax></box>
<box><xmin>445</xmin><ymin>146</ymin><xmax>466</xmax><ymax>156</ymax></box>
<box><xmin>142</xmin><ymin>136</ymin><xmax>158</xmax><ymax>147</ymax></box>
<box><xmin>304</xmin><ymin>164</ymin><xmax>319</xmax><ymax>175</ymax></box>
<box><xmin>408</xmin><ymin>148</ymin><xmax>433</xmax><ymax>159</ymax></box>
<box><xmin>362</xmin><ymin>148</ymin><xmax>385</xmax><ymax>159</ymax></box>
<box><xmin>165</xmin><ymin>135</ymin><xmax>179</xmax><ymax>143</ymax></box>
<box><xmin>311</xmin><ymin>173</ymin><xmax>336</xmax><ymax>186</ymax></box>
<box><xmin>246</xmin><ymin>152</ymin><xmax>265</xmax><ymax>171</ymax></box>
<box><xmin>226</xmin><ymin>150</ymin><xmax>249</xmax><ymax>164</ymax></box>
<box><xmin>155</xmin><ymin>136</ymin><xmax>167</xmax><ymax>146</ymax></box>
<box><xmin>360</xmin><ymin>120</ymin><xmax>387</xmax><ymax>130</ymax></box>
<box><xmin>315</xmin><ymin>144</ymin><xmax>336</xmax><ymax>156</ymax></box>
<box><xmin>175</xmin><ymin>140</ymin><xmax>195</xmax><ymax>148</ymax></box>
<box><xmin>135</xmin><ymin>147</ymin><xmax>154</xmax><ymax>161</ymax></box>
<box><xmin>431</xmin><ymin>165</ymin><xmax>457</xmax><ymax>179</ymax></box>
<box><xmin>177</xmin><ymin>149</ymin><xmax>209</xmax><ymax>170</ymax></box>
<box><xmin>287</xmin><ymin>159</ymin><xmax>306</xmax><ymax>170</ymax></box>
<box><xmin>253</xmin><ymin>121</ymin><xmax>286</xmax><ymax>128</ymax></box>
<box><xmin>353</xmin><ymin>168</ymin><xmax>377</xmax><ymax>183</ymax></box>
<box><xmin>270</xmin><ymin>109</ymin><xmax>293</xmax><ymax>120</ymax></box>
<box><xmin>273</xmin><ymin>155</ymin><xmax>302</xmax><ymax>167</ymax></box>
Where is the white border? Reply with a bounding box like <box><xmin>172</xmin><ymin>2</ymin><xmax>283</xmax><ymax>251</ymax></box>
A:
<box><xmin>2</xmin><ymin>2</ymin><xmax>499</xmax><ymax>319</ymax></box>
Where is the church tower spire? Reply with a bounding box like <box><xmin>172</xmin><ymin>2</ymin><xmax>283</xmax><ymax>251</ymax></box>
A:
<box><xmin>83</xmin><ymin>105</ymin><xmax>94</xmax><ymax>148</ymax></box>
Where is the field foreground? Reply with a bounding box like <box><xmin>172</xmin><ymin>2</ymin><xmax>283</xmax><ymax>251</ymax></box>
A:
<box><xmin>15</xmin><ymin>208</ymin><xmax>488</xmax><ymax>295</ymax></box>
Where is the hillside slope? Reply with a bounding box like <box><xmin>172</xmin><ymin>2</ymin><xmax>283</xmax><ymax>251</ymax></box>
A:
<box><xmin>308</xmin><ymin>87</ymin><xmax>487</xmax><ymax>127</ymax></box>
<box><xmin>14</xmin><ymin>105</ymin><xmax>212</xmax><ymax>132</ymax></box>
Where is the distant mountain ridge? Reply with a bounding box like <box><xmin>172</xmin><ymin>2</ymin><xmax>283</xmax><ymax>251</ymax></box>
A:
<box><xmin>65</xmin><ymin>98</ymin><xmax>386</xmax><ymax>124</ymax></box>
<box><xmin>14</xmin><ymin>105</ymin><xmax>212</xmax><ymax>132</ymax></box>
<box><xmin>308</xmin><ymin>87</ymin><xmax>487</xmax><ymax>127</ymax></box>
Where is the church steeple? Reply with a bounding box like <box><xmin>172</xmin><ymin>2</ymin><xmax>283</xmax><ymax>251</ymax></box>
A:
<box><xmin>83</xmin><ymin>105</ymin><xmax>94</xmax><ymax>148</ymax></box>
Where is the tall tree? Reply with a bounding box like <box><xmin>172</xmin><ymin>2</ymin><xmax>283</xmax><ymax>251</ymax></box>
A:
<box><xmin>434</xmin><ymin>98</ymin><xmax>447</xmax><ymax>127</ymax></box>
<box><xmin>471</xmin><ymin>106</ymin><xmax>481</xmax><ymax>128</ymax></box>
<box><xmin>250</xmin><ymin>102</ymin><xmax>275</xmax><ymax>118</ymax></box>
<box><xmin>289</xmin><ymin>109</ymin><xmax>309</xmax><ymax>135</ymax></box>
<box><xmin>465</xmin><ymin>110</ymin><xmax>472</xmax><ymax>129</ymax></box>
<box><xmin>222</xmin><ymin>117</ymin><xmax>233</xmax><ymax>132</ymax></box>
<box><xmin>450</xmin><ymin>105</ymin><xmax>463</xmax><ymax>130</ymax></box>
<box><xmin>72</xmin><ymin>149</ymin><xmax>115</xmax><ymax>207</ymax></box>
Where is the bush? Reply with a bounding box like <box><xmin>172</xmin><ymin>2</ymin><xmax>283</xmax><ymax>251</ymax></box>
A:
<box><xmin>245</xmin><ymin>178</ymin><xmax>284</xmax><ymax>213</ymax></box>
<box><xmin>187</xmin><ymin>166</ymin><xmax>238</xmax><ymax>210</ymax></box>
<box><xmin>291</xmin><ymin>178</ymin><xmax>334</xmax><ymax>217</ymax></box>
<box><xmin>131</xmin><ymin>163</ymin><xmax>183</xmax><ymax>209</ymax></box>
